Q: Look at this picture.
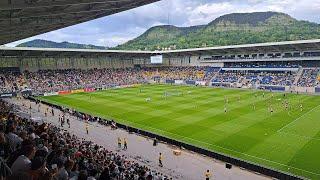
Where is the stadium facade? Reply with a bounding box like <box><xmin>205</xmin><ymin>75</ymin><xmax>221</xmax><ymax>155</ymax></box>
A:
<box><xmin>0</xmin><ymin>39</ymin><xmax>319</xmax><ymax>95</ymax></box>
<box><xmin>1</xmin><ymin>39</ymin><xmax>319</xmax><ymax>69</ymax></box>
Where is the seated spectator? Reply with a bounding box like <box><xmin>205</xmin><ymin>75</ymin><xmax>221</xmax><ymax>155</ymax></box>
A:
<box><xmin>297</xmin><ymin>68</ymin><xmax>320</xmax><ymax>87</ymax></box>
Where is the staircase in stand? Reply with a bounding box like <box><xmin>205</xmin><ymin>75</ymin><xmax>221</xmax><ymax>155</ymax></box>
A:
<box><xmin>208</xmin><ymin>68</ymin><xmax>221</xmax><ymax>85</ymax></box>
<box><xmin>293</xmin><ymin>67</ymin><xmax>304</xmax><ymax>85</ymax></box>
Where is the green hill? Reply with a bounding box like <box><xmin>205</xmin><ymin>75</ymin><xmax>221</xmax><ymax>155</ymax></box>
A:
<box><xmin>17</xmin><ymin>39</ymin><xmax>107</xmax><ymax>49</ymax></box>
<box><xmin>114</xmin><ymin>11</ymin><xmax>320</xmax><ymax>50</ymax></box>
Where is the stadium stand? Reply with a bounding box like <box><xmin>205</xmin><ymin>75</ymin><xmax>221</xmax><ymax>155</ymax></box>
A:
<box><xmin>24</xmin><ymin>68</ymin><xmax>148</xmax><ymax>94</ymax></box>
<box><xmin>212</xmin><ymin>72</ymin><xmax>240</xmax><ymax>84</ymax></box>
<box><xmin>141</xmin><ymin>66</ymin><xmax>215</xmax><ymax>81</ymax></box>
<box><xmin>212</xmin><ymin>70</ymin><xmax>296</xmax><ymax>86</ymax></box>
<box><xmin>297</xmin><ymin>68</ymin><xmax>320</xmax><ymax>87</ymax></box>
<box><xmin>0</xmin><ymin>67</ymin><xmax>215</xmax><ymax>94</ymax></box>
<box><xmin>203</xmin><ymin>51</ymin><xmax>320</xmax><ymax>61</ymax></box>
<box><xmin>224</xmin><ymin>62</ymin><xmax>300</xmax><ymax>68</ymax></box>
<box><xmin>0</xmin><ymin>68</ymin><xmax>26</xmax><ymax>94</ymax></box>
<box><xmin>0</xmin><ymin>63</ymin><xmax>319</xmax><ymax>95</ymax></box>
<box><xmin>0</xmin><ymin>100</ymin><xmax>171</xmax><ymax>180</ymax></box>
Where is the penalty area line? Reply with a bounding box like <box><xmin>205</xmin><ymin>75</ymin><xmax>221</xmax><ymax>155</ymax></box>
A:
<box><xmin>277</xmin><ymin>104</ymin><xmax>320</xmax><ymax>133</ymax></box>
<box><xmin>278</xmin><ymin>131</ymin><xmax>320</xmax><ymax>141</ymax></box>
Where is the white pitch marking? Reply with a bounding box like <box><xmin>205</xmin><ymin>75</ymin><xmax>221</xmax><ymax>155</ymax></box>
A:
<box><xmin>277</xmin><ymin>104</ymin><xmax>320</xmax><ymax>133</ymax></box>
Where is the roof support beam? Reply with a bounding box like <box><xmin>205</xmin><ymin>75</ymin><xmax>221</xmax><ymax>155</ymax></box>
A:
<box><xmin>0</xmin><ymin>0</ymin><xmax>136</xmax><ymax>10</ymax></box>
<box><xmin>0</xmin><ymin>0</ymin><xmax>143</xmax><ymax>20</ymax></box>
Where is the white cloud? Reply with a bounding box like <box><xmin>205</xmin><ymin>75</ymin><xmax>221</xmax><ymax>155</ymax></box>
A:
<box><xmin>104</xmin><ymin>37</ymin><xmax>132</xmax><ymax>46</ymax></box>
<box><xmin>183</xmin><ymin>0</ymin><xmax>320</xmax><ymax>26</ymax></box>
<box><xmin>184</xmin><ymin>2</ymin><xmax>235</xmax><ymax>26</ymax></box>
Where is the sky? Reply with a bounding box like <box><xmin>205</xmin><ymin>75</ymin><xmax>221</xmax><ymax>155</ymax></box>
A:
<box><xmin>6</xmin><ymin>0</ymin><xmax>320</xmax><ymax>47</ymax></box>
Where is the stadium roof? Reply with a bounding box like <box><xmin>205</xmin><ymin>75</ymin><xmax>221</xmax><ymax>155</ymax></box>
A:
<box><xmin>163</xmin><ymin>39</ymin><xmax>320</xmax><ymax>56</ymax></box>
<box><xmin>0</xmin><ymin>0</ymin><xmax>160</xmax><ymax>45</ymax></box>
<box><xmin>1</xmin><ymin>39</ymin><xmax>320</xmax><ymax>57</ymax></box>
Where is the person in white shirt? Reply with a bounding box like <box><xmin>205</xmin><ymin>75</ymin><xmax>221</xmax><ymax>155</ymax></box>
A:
<box><xmin>11</xmin><ymin>144</ymin><xmax>36</xmax><ymax>175</ymax></box>
<box><xmin>6</xmin><ymin>124</ymin><xmax>23</xmax><ymax>152</ymax></box>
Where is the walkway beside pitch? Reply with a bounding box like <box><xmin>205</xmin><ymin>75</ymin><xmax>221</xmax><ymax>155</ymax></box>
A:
<box><xmin>8</xmin><ymin>98</ymin><xmax>270</xmax><ymax>180</ymax></box>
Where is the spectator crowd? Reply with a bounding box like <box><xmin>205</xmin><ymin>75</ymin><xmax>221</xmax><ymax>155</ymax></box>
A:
<box><xmin>24</xmin><ymin>68</ymin><xmax>147</xmax><ymax>94</ymax></box>
<box><xmin>1</xmin><ymin>67</ymin><xmax>216</xmax><ymax>94</ymax></box>
<box><xmin>0</xmin><ymin>65</ymin><xmax>319</xmax><ymax>94</ymax></box>
<box><xmin>212</xmin><ymin>71</ymin><xmax>296</xmax><ymax>86</ymax></box>
<box><xmin>0</xmin><ymin>70</ymin><xmax>26</xmax><ymax>94</ymax></box>
<box><xmin>0</xmin><ymin>100</ymin><xmax>171</xmax><ymax>180</ymax></box>
<box><xmin>224</xmin><ymin>62</ymin><xmax>300</xmax><ymax>68</ymax></box>
<box><xmin>297</xmin><ymin>68</ymin><xmax>320</xmax><ymax>87</ymax></box>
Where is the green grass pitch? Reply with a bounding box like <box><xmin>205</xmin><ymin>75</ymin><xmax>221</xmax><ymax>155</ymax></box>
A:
<box><xmin>39</xmin><ymin>84</ymin><xmax>320</xmax><ymax>179</ymax></box>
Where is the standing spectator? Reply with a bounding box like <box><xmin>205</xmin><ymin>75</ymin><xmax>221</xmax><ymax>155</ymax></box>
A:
<box><xmin>67</xmin><ymin>118</ymin><xmax>70</xmax><ymax>128</ymax></box>
<box><xmin>85</xmin><ymin>124</ymin><xmax>89</xmax><ymax>134</ymax></box>
<box><xmin>205</xmin><ymin>169</ymin><xmax>212</xmax><ymax>180</ymax></box>
<box><xmin>117</xmin><ymin>137</ymin><xmax>122</xmax><ymax>149</ymax></box>
<box><xmin>123</xmin><ymin>138</ymin><xmax>128</xmax><ymax>150</ymax></box>
<box><xmin>158</xmin><ymin>153</ymin><xmax>163</xmax><ymax>167</ymax></box>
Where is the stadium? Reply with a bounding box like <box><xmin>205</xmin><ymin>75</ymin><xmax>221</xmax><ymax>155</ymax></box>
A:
<box><xmin>0</xmin><ymin>1</ymin><xmax>320</xmax><ymax>180</ymax></box>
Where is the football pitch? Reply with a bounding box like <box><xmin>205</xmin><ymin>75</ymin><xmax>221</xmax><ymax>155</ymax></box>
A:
<box><xmin>39</xmin><ymin>84</ymin><xmax>320</xmax><ymax>179</ymax></box>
